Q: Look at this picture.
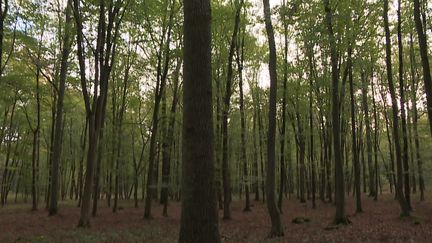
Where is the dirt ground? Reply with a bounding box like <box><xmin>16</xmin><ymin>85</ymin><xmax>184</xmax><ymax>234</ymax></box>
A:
<box><xmin>0</xmin><ymin>193</ymin><xmax>431</xmax><ymax>242</ymax></box>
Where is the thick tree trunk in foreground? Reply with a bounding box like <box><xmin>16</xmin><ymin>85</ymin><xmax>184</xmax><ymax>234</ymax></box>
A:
<box><xmin>178</xmin><ymin>0</ymin><xmax>220</xmax><ymax>241</ymax></box>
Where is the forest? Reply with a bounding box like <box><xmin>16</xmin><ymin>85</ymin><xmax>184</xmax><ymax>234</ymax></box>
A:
<box><xmin>0</xmin><ymin>0</ymin><xmax>432</xmax><ymax>242</ymax></box>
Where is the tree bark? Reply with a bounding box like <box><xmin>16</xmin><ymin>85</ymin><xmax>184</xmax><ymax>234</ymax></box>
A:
<box><xmin>409</xmin><ymin>32</ymin><xmax>425</xmax><ymax>201</ymax></box>
<box><xmin>323</xmin><ymin>0</ymin><xmax>349</xmax><ymax>224</ymax></box>
<box><xmin>397</xmin><ymin>0</ymin><xmax>411</xmax><ymax>210</ymax></box>
<box><xmin>49</xmin><ymin>1</ymin><xmax>73</xmax><ymax>216</ymax></box>
<box><xmin>348</xmin><ymin>48</ymin><xmax>362</xmax><ymax>213</ymax></box>
<box><xmin>221</xmin><ymin>0</ymin><xmax>243</xmax><ymax>220</ymax></box>
<box><xmin>178</xmin><ymin>0</ymin><xmax>220</xmax><ymax>240</ymax></box>
<box><xmin>383</xmin><ymin>0</ymin><xmax>410</xmax><ymax>217</ymax></box>
<box><xmin>413</xmin><ymin>0</ymin><xmax>432</xmax><ymax>135</ymax></box>
<box><xmin>263</xmin><ymin>0</ymin><xmax>283</xmax><ymax>236</ymax></box>
<box><xmin>235</xmin><ymin>23</ymin><xmax>250</xmax><ymax>212</ymax></box>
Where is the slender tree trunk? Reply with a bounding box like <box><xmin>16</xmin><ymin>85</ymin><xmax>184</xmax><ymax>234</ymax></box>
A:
<box><xmin>161</xmin><ymin>58</ymin><xmax>181</xmax><ymax>216</ymax></box>
<box><xmin>252</xmin><ymin>103</ymin><xmax>260</xmax><ymax>201</ymax></box>
<box><xmin>371</xmin><ymin>70</ymin><xmax>380</xmax><ymax>202</ymax></box>
<box><xmin>348</xmin><ymin>48</ymin><xmax>362</xmax><ymax>213</ymax></box>
<box><xmin>0</xmin><ymin>0</ymin><xmax>9</xmax><ymax>83</ymax></box>
<box><xmin>144</xmin><ymin>1</ymin><xmax>174</xmax><ymax>218</ymax></box>
<box><xmin>278</xmin><ymin>0</ymin><xmax>289</xmax><ymax>211</ymax></box>
<box><xmin>361</xmin><ymin>72</ymin><xmax>375</xmax><ymax>197</ymax></box>
<box><xmin>235</xmin><ymin>25</ymin><xmax>250</xmax><ymax>212</ymax></box>
<box><xmin>409</xmin><ymin>33</ymin><xmax>425</xmax><ymax>201</ymax></box>
<box><xmin>383</xmin><ymin>0</ymin><xmax>410</xmax><ymax>216</ymax></box>
<box><xmin>49</xmin><ymin>1</ymin><xmax>73</xmax><ymax>215</ymax></box>
<box><xmin>324</xmin><ymin>0</ymin><xmax>348</xmax><ymax>224</ymax></box>
<box><xmin>74</xmin><ymin>0</ymin><xmax>122</xmax><ymax>227</ymax></box>
<box><xmin>263</xmin><ymin>0</ymin><xmax>283</xmax><ymax>236</ymax></box>
<box><xmin>413</xmin><ymin>0</ymin><xmax>432</xmax><ymax>135</ymax></box>
<box><xmin>221</xmin><ymin>0</ymin><xmax>243</xmax><ymax>220</ymax></box>
<box><xmin>397</xmin><ymin>0</ymin><xmax>411</xmax><ymax>210</ymax></box>
<box><xmin>31</xmin><ymin>54</ymin><xmax>42</xmax><ymax>212</ymax></box>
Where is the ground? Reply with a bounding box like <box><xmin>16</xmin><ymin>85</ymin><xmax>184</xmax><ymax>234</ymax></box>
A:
<box><xmin>0</xmin><ymin>194</ymin><xmax>431</xmax><ymax>242</ymax></box>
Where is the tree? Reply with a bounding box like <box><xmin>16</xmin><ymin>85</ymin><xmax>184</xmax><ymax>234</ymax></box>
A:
<box><xmin>383</xmin><ymin>0</ymin><xmax>410</xmax><ymax>217</ymax></box>
<box><xmin>413</xmin><ymin>0</ymin><xmax>432</xmax><ymax>135</ymax></box>
<box><xmin>235</xmin><ymin>20</ymin><xmax>250</xmax><ymax>212</ymax></box>
<box><xmin>323</xmin><ymin>0</ymin><xmax>349</xmax><ymax>225</ymax></box>
<box><xmin>349</xmin><ymin>51</ymin><xmax>362</xmax><ymax>214</ymax></box>
<box><xmin>0</xmin><ymin>0</ymin><xmax>8</xmax><ymax>81</ymax></box>
<box><xmin>409</xmin><ymin>33</ymin><xmax>425</xmax><ymax>201</ymax></box>
<box><xmin>221</xmin><ymin>0</ymin><xmax>243</xmax><ymax>220</ymax></box>
<box><xmin>178</xmin><ymin>0</ymin><xmax>220</xmax><ymax>241</ymax></box>
<box><xmin>48</xmin><ymin>0</ymin><xmax>73</xmax><ymax>216</ymax></box>
<box><xmin>73</xmin><ymin>0</ymin><xmax>126</xmax><ymax>227</ymax></box>
<box><xmin>263</xmin><ymin>0</ymin><xmax>283</xmax><ymax>236</ymax></box>
<box><xmin>396</xmin><ymin>0</ymin><xmax>411</xmax><ymax>210</ymax></box>
<box><xmin>143</xmin><ymin>0</ymin><xmax>176</xmax><ymax>219</ymax></box>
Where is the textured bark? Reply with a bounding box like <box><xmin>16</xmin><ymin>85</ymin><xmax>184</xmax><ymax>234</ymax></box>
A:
<box><xmin>178</xmin><ymin>0</ymin><xmax>220</xmax><ymax>240</ymax></box>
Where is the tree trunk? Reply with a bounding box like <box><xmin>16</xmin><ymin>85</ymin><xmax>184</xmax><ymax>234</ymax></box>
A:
<box><xmin>235</xmin><ymin>24</ymin><xmax>250</xmax><ymax>212</ymax></box>
<box><xmin>361</xmin><ymin>72</ymin><xmax>375</xmax><ymax>197</ymax></box>
<box><xmin>413</xmin><ymin>0</ymin><xmax>432</xmax><ymax>135</ymax></box>
<box><xmin>49</xmin><ymin>1</ymin><xmax>73</xmax><ymax>216</ymax></box>
<box><xmin>263</xmin><ymin>0</ymin><xmax>283</xmax><ymax>236</ymax></box>
<box><xmin>278</xmin><ymin>0</ymin><xmax>289</xmax><ymax>211</ymax></box>
<box><xmin>348</xmin><ymin>47</ymin><xmax>362</xmax><ymax>213</ymax></box>
<box><xmin>144</xmin><ymin>0</ymin><xmax>174</xmax><ymax>218</ymax></box>
<box><xmin>409</xmin><ymin>32</ymin><xmax>425</xmax><ymax>201</ymax></box>
<box><xmin>323</xmin><ymin>0</ymin><xmax>349</xmax><ymax>224</ymax></box>
<box><xmin>397</xmin><ymin>0</ymin><xmax>411</xmax><ymax>210</ymax></box>
<box><xmin>221</xmin><ymin>0</ymin><xmax>243</xmax><ymax>220</ymax></box>
<box><xmin>178</xmin><ymin>0</ymin><xmax>220</xmax><ymax>240</ymax></box>
<box><xmin>383</xmin><ymin>0</ymin><xmax>410</xmax><ymax>216</ymax></box>
<box><xmin>161</xmin><ymin>58</ymin><xmax>181</xmax><ymax>216</ymax></box>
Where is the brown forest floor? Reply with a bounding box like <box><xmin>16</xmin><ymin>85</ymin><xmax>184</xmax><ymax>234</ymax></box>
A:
<box><xmin>0</xmin><ymin>193</ymin><xmax>431</xmax><ymax>242</ymax></box>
